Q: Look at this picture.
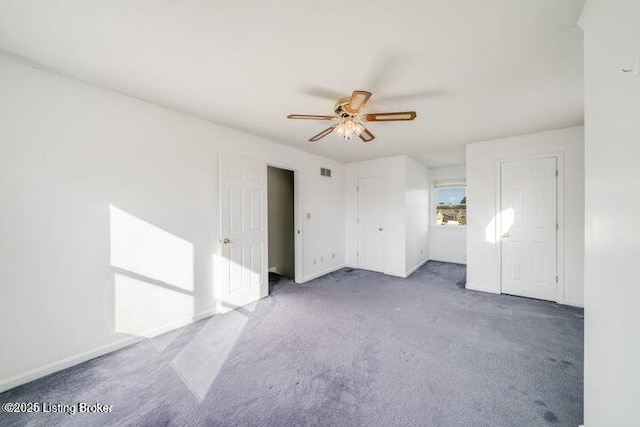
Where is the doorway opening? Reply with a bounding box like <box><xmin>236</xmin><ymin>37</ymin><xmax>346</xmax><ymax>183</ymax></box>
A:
<box><xmin>267</xmin><ymin>166</ymin><xmax>295</xmax><ymax>293</ymax></box>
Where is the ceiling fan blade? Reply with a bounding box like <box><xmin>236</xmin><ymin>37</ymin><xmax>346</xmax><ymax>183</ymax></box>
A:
<box><xmin>359</xmin><ymin>126</ymin><xmax>375</xmax><ymax>142</ymax></box>
<box><xmin>288</xmin><ymin>114</ymin><xmax>336</xmax><ymax>120</ymax></box>
<box><xmin>301</xmin><ymin>86</ymin><xmax>345</xmax><ymax>100</ymax></box>
<box><xmin>376</xmin><ymin>90</ymin><xmax>444</xmax><ymax>103</ymax></box>
<box><xmin>345</xmin><ymin>90</ymin><xmax>372</xmax><ymax>114</ymax></box>
<box><xmin>365</xmin><ymin>53</ymin><xmax>405</xmax><ymax>92</ymax></box>
<box><xmin>309</xmin><ymin>125</ymin><xmax>337</xmax><ymax>142</ymax></box>
<box><xmin>361</xmin><ymin>111</ymin><xmax>417</xmax><ymax>122</ymax></box>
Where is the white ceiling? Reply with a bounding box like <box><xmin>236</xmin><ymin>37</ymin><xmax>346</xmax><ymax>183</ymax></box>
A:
<box><xmin>0</xmin><ymin>0</ymin><xmax>585</xmax><ymax>167</ymax></box>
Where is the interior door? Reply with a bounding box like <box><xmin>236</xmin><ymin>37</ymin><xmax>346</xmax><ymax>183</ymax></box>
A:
<box><xmin>500</xmin><ymin>157</ymin><xmax>557</xmax><ymax>301</ymax></box>
<box><xmin>357</xmin><ymin>175</ymin><xmax>385</xmax><ymax>272</ymax></box>
<box><xmin>217</xmin><ymin>153</ymin><xmax>267</xmax><ymax>313</ymax></box>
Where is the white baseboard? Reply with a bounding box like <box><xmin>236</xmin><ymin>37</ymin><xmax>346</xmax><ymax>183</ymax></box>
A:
<box><xmin>465</xmin><ymin>283</ymin><xmax>500</xmax><ymax>294</ymax></box>
<box><xmin>561</xmin><ymin>299</ymin><xmax>584</xmax><ymax>308</ymax></box>
<box><xmin>465</xmin><ymin>284</ymin><xmax>584</xmax><ymax>309</ymax></box>
<box><xmin>0</xmin><ymin>336</ymin><xmax>142</xmax><ymax>393</ymax></box>
<box><xmin>385</xmin><ymin>271</ymin><xmax>405</xmax><ymax>278</ymax></box>
<box><xmin>0</xmin><ymin>308</ymin><xmax>219</xmax><ymax>394</ymax></box>
<box><xmin>429</xmin><ymin>257</ymin><xmax>467</xmax><ymax>265</ymax></box>
<box><xmin>404</xmin><ymin>258</ymin><xmax>429</xmax><ymax>278</ymax></box>
<box><xmin>298</xmin><ymin>264</ymin><xmax>345</xmax><ymax>283</ymax></box>
<box><xmin>344</xmin><ymin>262</ymin><xmax>428</xmax><ymax>279</ymax></box>
<box><xmin>193</xmin><ymin>307</ymin><xmax>217</xmax><ymax>321</ymax></box>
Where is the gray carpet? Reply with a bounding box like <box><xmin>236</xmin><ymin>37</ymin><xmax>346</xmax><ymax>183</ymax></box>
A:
<box><xmin>0</xmin><ymin>262</ymin><xmax>583</xmax><ymax>426</ymax></box>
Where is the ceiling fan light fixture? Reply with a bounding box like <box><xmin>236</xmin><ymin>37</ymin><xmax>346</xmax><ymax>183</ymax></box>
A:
<box><xmin>286</xmin><ymin>89</ymin><xmax>416</xmax><ymax>142</ymax></box>
<box><xmin>335</xmin><ymin>118</ymin><xmax>364</xmax><ymax>140</ymax></box>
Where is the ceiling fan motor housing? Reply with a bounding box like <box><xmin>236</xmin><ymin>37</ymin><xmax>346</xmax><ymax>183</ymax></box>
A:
<box><xmin>334</xmin><ymin>97</ymin><xmax>354</xmax><ymax>117</ymax></box>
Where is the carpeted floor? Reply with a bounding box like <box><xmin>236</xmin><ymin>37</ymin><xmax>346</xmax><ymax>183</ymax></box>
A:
<box><xmin>0</xmin><ymin>262</ymin><xmax>583</xmax><ymax>427</ymax></box>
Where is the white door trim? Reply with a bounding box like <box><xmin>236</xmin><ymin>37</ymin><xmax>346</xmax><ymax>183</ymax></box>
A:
<box><xmin>266</xmin><ymin>162</ymin><xmax>302</xmax><ymax>284</ymax></box>
<box><xmin>495</xmin><ymin>152</ymin><xmax>566</xmax><ymax>304</ymax></box>
<box><xmin>356</xmin><ymin>173</ymin><xmax>386</xmax><ymax>272</ymax></box>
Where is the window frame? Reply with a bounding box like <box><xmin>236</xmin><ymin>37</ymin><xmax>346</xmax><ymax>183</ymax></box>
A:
<box><xmin>432</xmin><ymin>180</ymin><xmax>467</xmax><ymax>228</ymax></box>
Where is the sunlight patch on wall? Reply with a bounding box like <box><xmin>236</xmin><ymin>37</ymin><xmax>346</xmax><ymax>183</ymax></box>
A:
<box><xmin>485</xmin><ymin>208</ymin><xmax>515</xmax><ymax>243</ymax></box>
<box><xmin>110</xmin><ymin>205</ymin><xmax>194</xmax><ymax>291</ymax></box>
<box><xmin>109</xmin><ymin>204</ymin><xmax>261</xmax><ymax>399</ymax></box>
<box><xmin>114</xmin><ymin>274</ymin><xmax>193</xmax><ymax>337</ymax></box>
<box><xmin>110</xmin><ymin>205</ymin><xmax>195</xmax><ymax>338</ymax></box>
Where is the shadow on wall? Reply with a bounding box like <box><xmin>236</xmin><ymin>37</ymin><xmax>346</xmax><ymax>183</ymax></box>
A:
<box><xmin>108</xmin><ymin>205</ymin><xmax>257</xmax><ymax>401</ymax></box>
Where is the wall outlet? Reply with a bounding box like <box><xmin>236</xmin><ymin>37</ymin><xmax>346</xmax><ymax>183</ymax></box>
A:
<box><xmin>463</xmin><ymin>254</ymin><xmax>467</xmax><ymax>261</ymax></box>
<box><xmin>332</xmin><ymin>252</ymin><xmax>335</xmax><ymax>259</ymax></box>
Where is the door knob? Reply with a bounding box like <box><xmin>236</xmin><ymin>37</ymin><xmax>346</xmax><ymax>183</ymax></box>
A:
<box><xmin>220</xmin><ymin>237</ymin><xmax>231</xmax><ymax>244</ymax></box>
<box><xmin>501</xmin><ymin>232</ymin><xmax>510</xmax><ymax>238</ymax></box>
<box><xmin>379</xmin><ymin>227</ymin><xmax>384</xmax><ymax>232</ymax></box>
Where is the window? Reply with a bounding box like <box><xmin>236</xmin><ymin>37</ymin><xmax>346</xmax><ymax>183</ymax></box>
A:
<box><xmin>434</xmin><ymin>181</ymin><xmax>466</xmax><ymax>226</ymax></box>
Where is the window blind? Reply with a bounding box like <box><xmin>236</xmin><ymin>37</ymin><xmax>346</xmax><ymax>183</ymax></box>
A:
<box><xmin>433</xmin><ymin>179</ymin><xmax>466</xmax><ymax>188</ymax></box>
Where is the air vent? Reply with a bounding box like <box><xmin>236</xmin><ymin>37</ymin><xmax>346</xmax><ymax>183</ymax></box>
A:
<box><xmin>320</xmin><ymin>167</ymin><xmax>332</xmax><ymax>177</ymax></box>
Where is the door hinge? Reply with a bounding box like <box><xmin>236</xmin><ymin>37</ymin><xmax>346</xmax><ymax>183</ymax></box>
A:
<box><xmin>356</xmin><ymin>185</ymin><xmax>359</xmax><ymax>191</ymax></box>
<box><xmin>357</xmin><ymin>218</ymin><xmax>359</xmax><ymax>224</ymax></box>
<box><xmin>556</xmin><ymin>223</ymin><xmax>559</xmax><ymax>231</ymax></box>
<box><xmin>555</xmin><ymin>169</ymin><xmax>558</xmax><ymax>177</ymax></box>
<box><xmin>556</xmin><ymin>275</ymin><xmax>559</xmax><ymax>283</ymax></box>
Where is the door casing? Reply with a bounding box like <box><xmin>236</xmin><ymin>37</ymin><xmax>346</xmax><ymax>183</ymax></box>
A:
<box><xmin>357</xmin><ymin>174</ymin><xmax>386</xmax><ymax>273</ymax></box>
<box><xmin>496</xmin><ymin>152</ymin><xmax>566</xmax><ymax>303</ymax></box>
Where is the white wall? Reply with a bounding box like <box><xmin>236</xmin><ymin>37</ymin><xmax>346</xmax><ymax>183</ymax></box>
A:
<box><xmin>428</xmin><ymin>165</ymin><xmax>467</xmax><ymax>264</ymax></box>
<box><xmin>267</xmin><ymin>167</ymin><xmax>295</xmax><ymax>278</ymax></box>
<box><xmin>345</xmin><ymin>155</ymin><xmax>429</xmax><ymax>277</ymax></box>
<box><xmin>405</xmin><ymin>157</ymin><xmax>430</xmax><ymax>274</ymax></box>
<box><xmin>466</xmin><ymin>126</ymin><xmax>585</xmax><ymax>307</ymax></box>
<box><xmin>580</xmin><ymin>1</ymin><xmax>640</xmax><ymax>425</ymax></box>
<box><xmin>0</xmin><ymin>55</ymin><xmax>345</xmax><ymax>391</ymax></box>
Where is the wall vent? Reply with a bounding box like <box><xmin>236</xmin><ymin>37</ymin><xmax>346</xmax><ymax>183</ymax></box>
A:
<box><xmin>320</xmin><ymin>167</ymin><xmax>332</xmax><ymax>177</ymax></box>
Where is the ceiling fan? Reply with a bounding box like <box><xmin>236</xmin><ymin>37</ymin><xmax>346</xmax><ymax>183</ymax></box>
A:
<box><xmin>287</xmin><ymin>90</ymin><xmax>417</xmax><ymax>143</ymax></box>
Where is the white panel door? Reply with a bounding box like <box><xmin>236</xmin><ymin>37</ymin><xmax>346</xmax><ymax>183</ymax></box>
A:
<box><xmin>501</xmin><ymin>157</ymin><xmax>557</xmax><ymax>301</ymax></box>
<box><xmin>357</xmin><ymin>175</ymin><xmax>385</xmax><ymax>272</ymax></box>
<box><xmin>217</xmin><ymin>154</ymin><xmax>267</xmax><ymax>313</ymax></box>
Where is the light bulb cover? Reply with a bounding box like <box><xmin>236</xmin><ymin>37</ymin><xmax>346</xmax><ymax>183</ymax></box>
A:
<box><xmin>335</xmin><ymin>118</ymin><xmax>364</xmax><ymax>140</ymax></box>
